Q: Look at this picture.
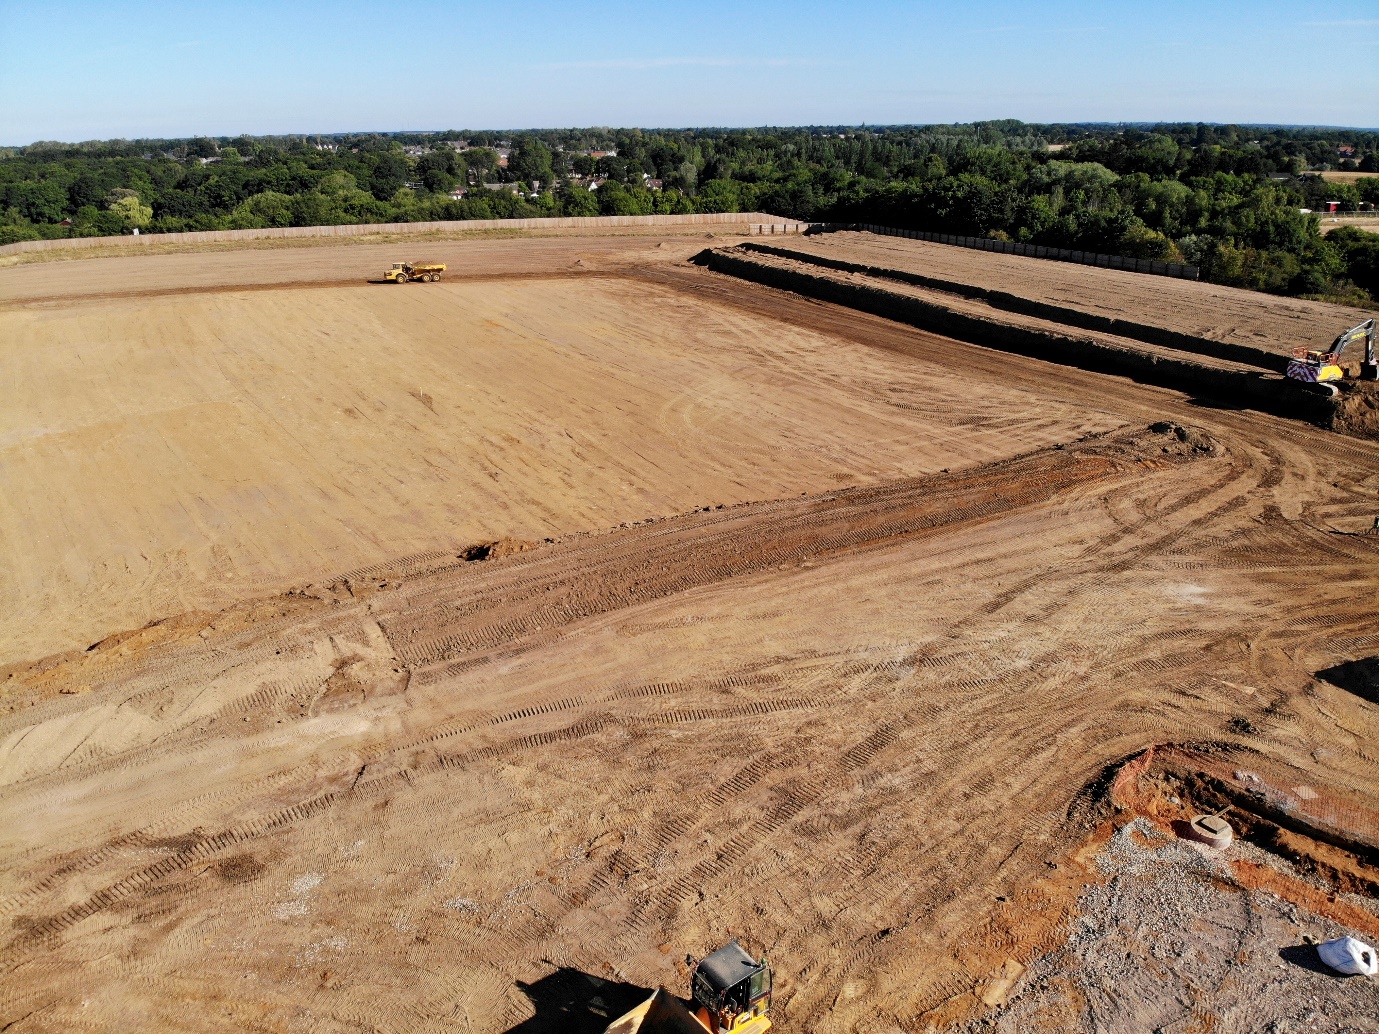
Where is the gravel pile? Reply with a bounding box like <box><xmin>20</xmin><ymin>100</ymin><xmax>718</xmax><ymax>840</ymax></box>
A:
<box><xmin>957</xmin><ymin>819</ymin><xmax>1379</xmax><ymax>1033</ymax></box>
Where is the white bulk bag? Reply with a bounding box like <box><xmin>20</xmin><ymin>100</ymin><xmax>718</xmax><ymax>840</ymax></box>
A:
<box><xmin>1317</xmin><ymin>936</ymin><xmax>1378</xmax><ymax>977</ymax></box>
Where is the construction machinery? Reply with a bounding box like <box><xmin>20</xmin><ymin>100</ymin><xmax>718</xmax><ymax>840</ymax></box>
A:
<box><xmin>383</xmin><ymin>261</ymin><xmax>446</xmax><ymax>284</ymax></box>
<box><xmin>1285</xmin><ymin>318</ymin><xmax>1377</xmax><ymax>395</ymax></box>
<box><xmin>605</xmin><ymin>941</ymin><xmax>772</xmax><ymax>1034</ymax></box>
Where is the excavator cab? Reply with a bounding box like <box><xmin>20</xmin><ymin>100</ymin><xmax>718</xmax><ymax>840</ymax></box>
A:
<box><xmin>689</xmin><ymin>941</ymin><xmax>772</xmax><ymax>1034</ymax></box>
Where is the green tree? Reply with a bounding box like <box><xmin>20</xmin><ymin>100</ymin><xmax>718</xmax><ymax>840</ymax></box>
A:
<box><xmin>558</xmin><ymin>185</ymin><xmax>599</xmax><ymax>217</ymax></box>
<box><xmin>510</xmin><ymin>139</ymin><xmax>554</xmax><ymax>189</ymax></box>
<box><xmin>461</xmin><ymin>148</ymin><xmax>499</xmax><ymax>183</ymax></box>
<box><xmin>229</xmin><ymin>190</ymin><xmax>292</xmax><ymax>228</ymax></box>
<box><xmin>108</xmin><ymin>193</ymin><xmax>152</xmax><ymax>229</ymax></box>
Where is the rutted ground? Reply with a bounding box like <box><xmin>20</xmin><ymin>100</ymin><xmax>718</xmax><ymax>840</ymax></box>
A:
<box><xmin>1</xmin><ymin>234</ymin><xmax>1378</xmax><ymax>1033</ymax></box>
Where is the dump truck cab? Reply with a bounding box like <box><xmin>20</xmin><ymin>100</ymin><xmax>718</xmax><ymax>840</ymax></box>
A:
<box><xmin>689</xmin><ymin>942</ymin><xmax>772</xmax><ymax>1034</ymax></box>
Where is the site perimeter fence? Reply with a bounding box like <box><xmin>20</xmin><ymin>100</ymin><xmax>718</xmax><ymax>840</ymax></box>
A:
<box><xmin>748</xmin><ymin>222</ymin><xmax>811</xmax><ymax>235</ymax></box>
<box><xmin>829</xmin><ymin>223</ymin><xmax>1201</xmax><ymax>281</ymax></box>
<box><xmin>0</xmin><ymin>212</ymin><xmax>787</xmax><ymax>257</ymax></box>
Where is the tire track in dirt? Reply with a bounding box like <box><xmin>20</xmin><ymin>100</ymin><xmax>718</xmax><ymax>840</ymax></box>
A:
<box><xmin>382</xmin><ymin>432</ymin><xmax>1197</xmax><ymax>675</ymax></box>
<box><xmin>0</xmin><ymin>270</ymin><xmax>614</xmax><ymax>310</ymax></box>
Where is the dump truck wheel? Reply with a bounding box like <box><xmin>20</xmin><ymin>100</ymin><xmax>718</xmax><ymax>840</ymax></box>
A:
<box><xmin>429</xmin><ymin>272</ymin><xmax>441</xmax><ymax>282</ymax></box>
<box><xmin>395</xmin><ymin>275</ymin><xmax>407</xmax><ymax>284</ymax></box>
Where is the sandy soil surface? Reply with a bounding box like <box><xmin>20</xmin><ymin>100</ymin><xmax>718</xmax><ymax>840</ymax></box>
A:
<box><xmin>1316</xmin><ymin>171</ymin><xmax>1379</xmax><ymax>183</ymax></box>
<box><xmin>780</xmin><ymin>231</ymin><xmax>1374</xmax><ymax>357</ymax></box>
<box><xmin>0</xmin><ymin>231</ymin><xmax>744</xmax><ymax>305</ymax></box>
<box><xmin>0</xmin><ymin>238</ymin><xmax>1117</xmax><ymax>667</ymax></box>
<box><xmin>2</xmin><ymin>234</ymin><xmax>1379</xmax><ymax>1033</ymax></box>
<box><xmin>1319</xmin><ymin>214</ymin><xmax>1379</xmax><ymax>236</ymax></box>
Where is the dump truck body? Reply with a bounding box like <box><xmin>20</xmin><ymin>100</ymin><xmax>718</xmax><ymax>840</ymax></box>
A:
<box><xmin>383</xmin><ymin>262</ymin><xmax>446</xmax><ymax>283</ymax></box>
<box><xmin>604</xmin><ymin>988</ymin><xmax>708</xmax><ymax>1034</ymax></box>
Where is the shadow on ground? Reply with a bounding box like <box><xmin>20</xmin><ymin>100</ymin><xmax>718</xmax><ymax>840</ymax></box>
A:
<box><xmin>1317</xmin><ymin>656</ymin><xmax>1379</xmax><ymax>704</ymax></box>
<box><xmin>1278</xmin><ymin>943</ymin><xmax>1336</xmax><ymax>976</ymax></box>
<box><xmin>505</xmin><ymin>968</ymin><xmax>652</xmax><ymax>1033</ymax></box>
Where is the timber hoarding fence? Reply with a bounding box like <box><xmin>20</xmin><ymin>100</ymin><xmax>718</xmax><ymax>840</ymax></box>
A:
<box><xmin>0</xmin><ymin>212</ymin><xmax>792</xmax><ymax>257</ymax></box>
<box><xmin>828</xmin><ymin>223</ymin><xmax>1201</xmax><ymax>280</ymax></box>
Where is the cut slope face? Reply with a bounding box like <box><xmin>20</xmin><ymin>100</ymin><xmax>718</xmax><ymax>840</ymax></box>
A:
<box><xmin>785</xmin><ymin>231</ymin><xmax>1374</xmax><ymax>358</ymax></box>
<box><xmin>0</xmin><ymin>251</ymin><xmax>1119</xmax><ymax>668</ymax></box>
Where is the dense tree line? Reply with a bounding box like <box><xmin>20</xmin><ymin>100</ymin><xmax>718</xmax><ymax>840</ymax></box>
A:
<box><xmin>3</xmin><ymin>122</ymin><xmax>1377</xmax><ymax>303</ymax></box>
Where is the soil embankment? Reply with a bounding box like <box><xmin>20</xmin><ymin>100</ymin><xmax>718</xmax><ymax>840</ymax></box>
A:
<box><xmin>699</xmin><ymin>242</ymin><xmax>1357</xmax><ymax>428</ymax></box>
<box><xmin>781</xmin><ymin>230</ymin><xmax>1375</xmax><ymax>358</ymax></box>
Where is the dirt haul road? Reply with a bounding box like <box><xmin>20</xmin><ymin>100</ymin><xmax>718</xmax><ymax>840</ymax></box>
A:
<box><xmin>1</xmin><ymin>234</ymin><xmax>1378</xmax><ymax>1033</ymax></box>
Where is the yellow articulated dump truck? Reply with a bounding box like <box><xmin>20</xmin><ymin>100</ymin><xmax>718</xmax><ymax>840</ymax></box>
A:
<box><xmin>384</xmin><ymin>261</ymin><xmax>446</xmax><ymax>283</ymax></box>
<box><xmin>606</xmin><ymin>942</ymin><xmax>772</xmax><ymax>1034</ymax></box>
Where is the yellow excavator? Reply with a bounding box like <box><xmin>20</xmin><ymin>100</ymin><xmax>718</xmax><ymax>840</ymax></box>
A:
<box><xmin>605</xmin><ymin>941</ymin><xmax>773</xmax><ymax>1034</ymax></box>
<box><xmin>1286</xmin><ymin>318</ymin><xmax>1377</xmax><ymax>395</ymax></box>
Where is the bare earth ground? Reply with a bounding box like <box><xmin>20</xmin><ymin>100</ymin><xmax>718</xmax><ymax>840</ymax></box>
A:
<box><xmin>775</xmin><ymin>231</ymin><xmax>1374</xmax><ymax>357</ymax></box>
<box><xmin>1319</xmin><ymin>214</ymin><xmax>1379</xmax><ymax>236</ymax></box>
<box><xmin>0</xmin><ymin>232</ymin><xmax>1117</xmax><ymax>665</ymax></box>
<box><xmin>2</xmin><ymin>229</ymin><xmax>1379</xmax><ymax>1033</ymax></box>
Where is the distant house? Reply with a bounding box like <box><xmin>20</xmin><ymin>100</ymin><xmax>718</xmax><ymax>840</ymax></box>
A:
<box><xmin>646</xmin><ymin>179</ymin><xmax>663</xmax><ymax>191</ymax></box>
<box><xmin>1324</xmin><ymin>200</ymin><xmax>1342</xmax><ymax>213</ymax></box>
<box><xmin>1337</xmin><ymin>145</ymin><xmax>1357</xmax><ymax>157</ymax></box>
<box><xmin>58</xmin><ymin>218</ymin><xmax>73</xmax><ymax>227</ymax></box>
<box><xmin>481</xmin><ymin>182</ymin><xmax>521</xmax><ymax>194</ymax></box>
<box><xmin>589</xmin><ymin>149</ymin><xmax>617</xmax><ymax>160</ymax></box>
<box><xmin>448</xmin><ymin>187</ymin><xmax>468</xmax><ymax>200</ymax></box>
<box><xmin>587</xmin><ymin>177</ymin><xmax>607</xmax><ymax>191</ymax></box>
<box><xmin>402</xmin><ymin>145</ymin><xmax>430</xmax><ymax>157</ymax></box>
<box><xmin>447</xmin><ymin>140</ymin><xmax>469</xmax><ymax>152</ymax></box>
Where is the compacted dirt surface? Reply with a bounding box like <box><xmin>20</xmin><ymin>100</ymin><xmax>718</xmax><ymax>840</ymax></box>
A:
<box><xmin>0</xmin><ymin>231</ymin><xmax>1122</xmax><ymax>666</ymax></box>
<box><xmin>2</xmin><ymin>228</ymin><xmax>1379</xmax><ymax>1033</ymax></box>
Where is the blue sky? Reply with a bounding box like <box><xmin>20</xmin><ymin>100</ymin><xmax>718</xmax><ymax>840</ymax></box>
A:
<box><xmin>1</xmin><ymin>1</ymin><xmax>1376</xmax><ymax>143</ymax></box>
